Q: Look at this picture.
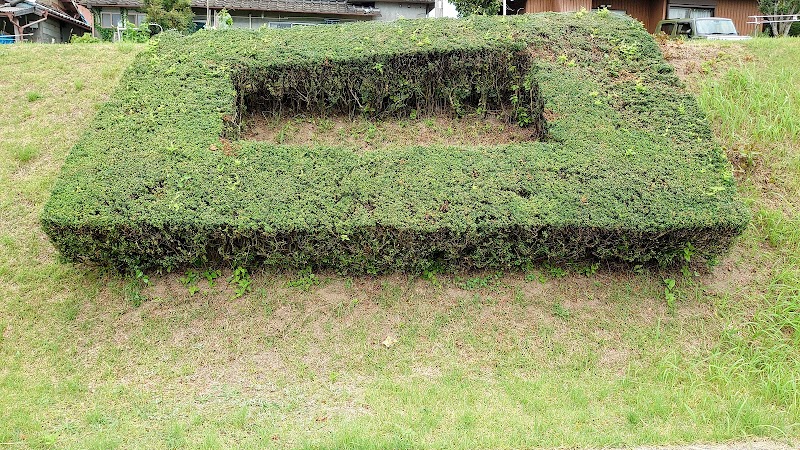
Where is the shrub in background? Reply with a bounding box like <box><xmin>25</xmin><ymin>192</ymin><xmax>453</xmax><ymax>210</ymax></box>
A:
<box><xmin>453</xmin><ymin>0</ymin><xmax>501</xmax><ymax>17</ymax></box>
<box><xmin>71</xmin><ymin>34</ymin><xmax>102</xmax><ymax>44</ymax></box>
<box><xmin>144</xmin><ymin>0</ymin><xmax>193</xmax><ymax>33</ymax></box>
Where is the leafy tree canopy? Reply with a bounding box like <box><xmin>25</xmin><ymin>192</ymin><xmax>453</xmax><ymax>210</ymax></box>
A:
<box><xmin>452</xmin><ymin>0</ymin><xmax>501</xmax><ymax>17</ymax></box>
<box><xmin>758</xmin><ymin>0</ymin><xmax>800</xmax><ymax>35</ymax></box>
<box><xmin>145</xmin><ymin>0</ymin><xmax>194</xmax><ymax>33</ymax></box>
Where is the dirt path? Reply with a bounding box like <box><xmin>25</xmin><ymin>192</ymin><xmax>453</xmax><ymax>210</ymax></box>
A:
<box><xmin>658</xmin><ymin>39</ymin><xmax>752</xmax><ymax>86</ymax></box>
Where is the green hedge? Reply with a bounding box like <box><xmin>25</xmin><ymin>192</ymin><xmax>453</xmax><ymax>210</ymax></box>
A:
<box><xmin>42</xmin><ymin>13</ymin><xmax>749</xmax><ymax>273</ymax></box>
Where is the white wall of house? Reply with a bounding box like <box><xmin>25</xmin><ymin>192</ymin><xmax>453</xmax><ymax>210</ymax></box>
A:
<box><xmin>89</xmin><ymin>3</ymin><xmax>430</xmax><ymax>36</ymax></box>
<box><xmin>95</xmin><ymin>7</ymin><xmax>146</xmax><ymax>28</ymax></box>
<box><xmin>375</xmin><ymin>2</ymin><xmax>429</xmax><ymax>20</ymax></box>
<box><xmin>209</xmin><ymin>3</ymin><xmax>428</xmax><ymax>29</ymax></box>
<box><xmin>225</xmin><ymin>12</ymin><xmax>364</xmax><ymax>29</ymax></box>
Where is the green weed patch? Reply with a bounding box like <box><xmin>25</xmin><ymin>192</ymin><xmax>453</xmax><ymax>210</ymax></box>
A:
<box><xmin>42</xmin><ymin>13</ymin><xmax>748</xmax><ymax>273</ymax></box>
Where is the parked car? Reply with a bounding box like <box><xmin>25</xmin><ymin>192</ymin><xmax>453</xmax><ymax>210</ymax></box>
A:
<box><xmin>656</xmin><ymin>17</ymin><xmax>752</xmax><ymax>40</ymax></box>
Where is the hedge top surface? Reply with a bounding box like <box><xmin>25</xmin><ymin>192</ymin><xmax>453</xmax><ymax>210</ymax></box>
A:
<box><xmin>42</xmin><ymin>13</ymin><xmax>749</xmax><ymax>271</ymax></box>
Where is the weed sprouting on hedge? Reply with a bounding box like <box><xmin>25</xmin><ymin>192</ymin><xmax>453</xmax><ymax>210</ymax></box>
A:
<box><xmin>41</xmin><ymin>13</ymin><xmax>749</xmax><ymax>273</ymax></box>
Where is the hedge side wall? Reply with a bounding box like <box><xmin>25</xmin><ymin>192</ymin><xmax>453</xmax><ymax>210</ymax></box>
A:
<box><xmin>42</xmin><ymin>13</ymin><xmax>749</xmax><ymax>273</ymax></box>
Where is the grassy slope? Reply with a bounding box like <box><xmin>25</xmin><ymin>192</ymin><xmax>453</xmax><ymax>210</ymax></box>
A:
<box><xmin>0</xmin><ymin>38</ymin><xmax>798</xmax><ymax>449</ymax></box>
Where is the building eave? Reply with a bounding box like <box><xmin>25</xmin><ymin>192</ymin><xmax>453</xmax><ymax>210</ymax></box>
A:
<box><xmin>0</xmin><ymin>1</ymin><xmax>91</xmax><ymax>29</ymax></box>
<box><xmin>79</xmin><ymin>0</ymin><xmax>384</xmax><ymax>16</ymax></box>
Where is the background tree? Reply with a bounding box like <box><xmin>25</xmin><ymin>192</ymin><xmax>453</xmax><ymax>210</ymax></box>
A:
<box><xmin>758</xmin><ymin>0</ymin><xmax>800</xmax><ymax>36</ymax></box>
<box><xmin>215</xmin><ymin>9</ymin><xmax>233</xmax><ymax>29</ymax></box>
<box><xmin>452</xmin><ymin>0</ymin><xmax>501</xmax><ymax>17</ymax></box>
<box><xmin>145</xmin><ymin>0</ymin><xmax>194</xmax><ymax>33</ymax></box>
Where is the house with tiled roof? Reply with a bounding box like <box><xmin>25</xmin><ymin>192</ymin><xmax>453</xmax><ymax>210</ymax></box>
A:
<box><xmin>80</xmin><ymin>0</ymin><xmax>434</xmax><ymax>39</ymax></box>
<box><xmin>522</xmin><ymin>0</ymin><xmax>760</xmax><ymax>35</ymax></box>
<box><xmin>1</xmin><ymin>0</ymin><xmax>91</xmax><ymax>42</ymax></box>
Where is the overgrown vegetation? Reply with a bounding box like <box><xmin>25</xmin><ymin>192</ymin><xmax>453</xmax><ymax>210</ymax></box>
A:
<box><xmin>70</xmin><ymin>34</ymin><xmax>102</xmax><ymax>44</ymax></box>
<box><xmin>452</xmin><ymin>0</ymin><xmax>501</xmax><ymax>17</ymax></box>
<box><xmin>41</xmin><ymin>13</ymin><xmax>748</xmax><ymax>273</ymax></box>
<box><xmin>143</xmin><ymin>0</ymin><xmax>193</xmax><ymax>33</ymax></box>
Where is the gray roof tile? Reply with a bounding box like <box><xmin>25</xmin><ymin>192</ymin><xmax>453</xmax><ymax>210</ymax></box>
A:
<box><xmin>77</xmin><ymin>0</ymin><xmax>408</xmax><ymax>15</ymax></box>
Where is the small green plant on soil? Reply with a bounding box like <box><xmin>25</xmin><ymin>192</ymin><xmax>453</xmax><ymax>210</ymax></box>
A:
<box><xmin>179</xmin><ymin>269</ymin><xmax>201</xmax><ymax>296</ymax></box>
<box><xmin>229</xmin><ymin>267</ymin><xmax>251</xmax><ymax>299</ymax></box>
<box><xmin>13</xmin><ymin>145</ymin><xmax>39</xmax><ymax>163</ymax></box>
<box><xmin>458</xmin><ymin>272</ymin><xmax>502</xmax><ymax>290</ymax></box>
<box><xmin>571</xmin><ymin>262</ymin><xmax>599</xmax><ymax>277</ymax></box>
<box><xmin>663</xmin><ymin>278</ymin><xmax>677</xmax><ymax>313</ymax></box>
<box><xmin>525</xmin><ymin>271</ymin><xmax>548</xmax><ymax>283</ymax></box>
<box><xmin>287</xmin><ymin>267</ymin><xmax>319</xmax><ymax>291</ymax></box>
<box><xmin>421</xmin><ymin>267</ymin><xmax>442</xmax><ymax>288</ymax></box>
<box><xmin>544</xmin><ymin>264</ymin><xmax>569</xmax><ymax>279</ymax></box>
<box><xmin>178</xmin><ymin>269</ymin><xmax>199</xmax><ymax>286</ymax></box>
<box><xmin>203</xmin><ymin>269</ymin><xmax>221</xmax><ymax>287</ymax></box>
<box><xmin>333</xmin><ymin>297</ymin><xmax>360</xmax><ymax>318</ymax></box>
<box><xmin>124</xmin><ymin>268</ymin><xmax>150</xmax><ymax>306</ymax></box>
<box><xmin>552</xmin><ymin>302</ymin><xmax>571</xmax><ymax>320</ymax></box>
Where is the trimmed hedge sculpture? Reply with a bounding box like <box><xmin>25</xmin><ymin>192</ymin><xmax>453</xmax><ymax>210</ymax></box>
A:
<box><xmin>42</xmin><ymin>12</ymin><xmax>749</xmax><ymax>273</ymax></box>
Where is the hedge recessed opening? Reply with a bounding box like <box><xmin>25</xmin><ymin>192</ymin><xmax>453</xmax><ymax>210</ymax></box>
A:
<box><xmin>230</xmin><ymin>50</ymin><xmax>548</xmax><ymax>142</ymax></box>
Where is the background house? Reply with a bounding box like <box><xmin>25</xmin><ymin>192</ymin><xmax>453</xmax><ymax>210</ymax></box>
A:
<box><xmin>80</xmin><ymin>0</ymin><xmax>434</xmax><ymax>39</ymax></box>
<box><xmin>1</xmin><ymin>0</ymin><xmax>91</xmax><ymax>42</ymax></box>
<box><xmin>522</xmin><ymin>0</ymin><xmax>759</xmax><ymax>34</ymax></box>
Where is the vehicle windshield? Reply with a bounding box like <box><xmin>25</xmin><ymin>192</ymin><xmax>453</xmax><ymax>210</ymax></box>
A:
<box><xmin>695</xmin><ymin>19</ymin><xmax>738</xmax><ymax>35</ymax></box>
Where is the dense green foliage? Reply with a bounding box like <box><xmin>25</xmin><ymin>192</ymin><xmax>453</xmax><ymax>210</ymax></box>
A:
<box><xmin>144</xmin><ymin>0</ymin><xmax>193</xmax><ymax>33</ymax></box>
<box><xmin>758</xmin><ymin>0</ymin><xmax>800</xmax><ymax>35</ymax></box>
<box><xmin>70</xmin><ymin>34</ymin><xmax>102</xmax><ymax>44</ymax></box>
<box><xmin>452</xmin><ymin>0</ymin><xmax>501</xmax><ymax>17</ymax></box>
<box><xmin>42</xmin><ymin>13</ymin><xmax>748</xmax><ymax>273</ymax></box>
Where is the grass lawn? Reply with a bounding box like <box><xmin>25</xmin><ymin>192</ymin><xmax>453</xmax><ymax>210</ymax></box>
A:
<box><xmin>0</xmin><ymin>37</ymin><xmax>798</xmax><ymax>449</ymax></box>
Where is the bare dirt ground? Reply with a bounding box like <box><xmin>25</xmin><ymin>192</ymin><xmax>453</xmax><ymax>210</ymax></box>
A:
<box><xmin>658</xmin><ymin>39</ymin><xmax>752</xmax><ymax>83</ymax></box>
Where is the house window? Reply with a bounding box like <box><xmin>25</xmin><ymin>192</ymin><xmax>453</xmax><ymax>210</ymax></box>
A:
<box><xmin>268</xmin><ymin>22</ymin><xmax>293</xmax><ymax>29</ymax></box>
<box><xmin>100</xmin><ymin>12</ymin><xmax>122</xmax><ymax>28</ymax></box>
<box><xmin>127</xmin><ymin>13</ymin><xmax>147</xmax><ymax>26</ymax></box>
<box><xmin>668</xmin><ymin>6</ymin><xmax>714</xmax><ymax>19</ymax></box>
